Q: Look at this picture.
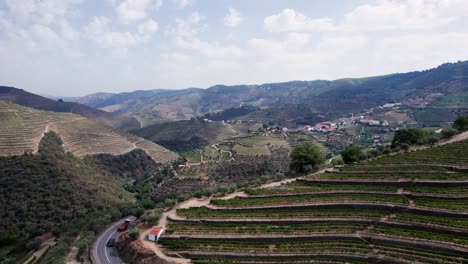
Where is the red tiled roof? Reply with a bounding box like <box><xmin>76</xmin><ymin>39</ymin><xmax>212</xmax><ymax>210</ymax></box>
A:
<box><xmin>150</xmin><ymin>227</ymin><xmax>162</xmax><ymax>235</ymax></box>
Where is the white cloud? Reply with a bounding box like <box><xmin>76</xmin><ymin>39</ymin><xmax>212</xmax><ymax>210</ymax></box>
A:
<box><xmin>171</xmin><ymin>12</ymin><xmax>245</xmax><ymax>58</ymax></box>
<box><xmin>138</xmin><ymin>19</ymin><xmax>159</xmax><ymax>35</ymax></box>
<box><xmin>224</xmin><ymin>8</ymin><xmax>243</xmax><ymax>27</ymax></box>
<box><xmin>374</xmin><ymin>32</ymin><xmax>468</xmax><ymax>69</ymax></box>
<box><xmin>85</xmin><ymin>16</ymin><xmax>158</xmax><ymax>54</ymax></box>
<box><xmin>344</xmin><ymin>0</ymin><xmax>452</xmax><ymax>31</ymax></box>
<box><xmin>3</xmin><ymin>0</ymin><xmax>81</xmax><ymax>25</ymax></box>
<box><xmin>0</xmin><ymin>0</ymin><xmax>81</xmax><ymax>53</ymax></box>
<box><xmin>264</xmin><ymin>8</ymin><xmax>335</xmax><ymax>32</ymax></box>
<box><xmin>265</xmin><ymin>1</ymin><xmax>468</xmax><ymax>33</ymax></box>
<box><xmin>115</xmin><ymin>0</ymin><xmax>162</xmax><ymax>24</ymax></box>
<box><xmin>173</xmin><ymin>0</ymin><xmax>192</xmax><ymax>8</ymax></box>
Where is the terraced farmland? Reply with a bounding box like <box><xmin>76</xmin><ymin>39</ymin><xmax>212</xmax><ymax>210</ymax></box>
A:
<box><xmin>156</xmin><ymin>140</ymin><xmax>468</xmax><ymax>263</ymax></box>
<box><xmin>0</xmin><ymin>101</ymin><xmax>178</xmax><ymax>163</ymax></box>
<box><xmin>0</xmin><ymin>101</ymin><xmax>75</xmax><ymax>155</ymax></box>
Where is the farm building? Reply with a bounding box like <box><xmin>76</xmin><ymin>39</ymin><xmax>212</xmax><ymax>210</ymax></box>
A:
<box><xmin>148</xmin><ymin>226</ymin><xmax>164</xmax><ymax>242</ymax></box>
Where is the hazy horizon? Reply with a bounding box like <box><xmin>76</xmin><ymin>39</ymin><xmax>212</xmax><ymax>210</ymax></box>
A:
<box><xmin>1</xmin><ymin>0</ymin><xmax>468</xmax><ymax>96</ymax></box>
<box><xmin>30</xmin><ymin>59</ymin><xmax>462</xmax><ymax>98</ymax></box>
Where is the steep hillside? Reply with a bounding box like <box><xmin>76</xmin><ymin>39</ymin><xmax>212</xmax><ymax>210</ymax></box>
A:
<box><xmin>0</xmin><ymin>132</ymin><xmax>134</xmax><ymax>251</ymax></box>
<box><xmin>0</xmin><ymin>101</ymin><xmax>178</xmax><ymax>163</ymax></box>
<box><xmin>75</xmin><ymin>61</ymin><xmax>468</xmax><ymax>126</ymax></box>
<box><xmin>132</xmin><ymin>119</ymin><xmax>240</xmax><ymax>152</ymax></box>
<box><xmin>156</xmin><ymin>140</ymin><xmax>468</xmax><ymax>264</ymax></box>
<box><xmin>0</xmin><ymin>86</ymin><xmax>141</xmax><ymax>130</ymax></box>
<box><xmin>0</xmin><ymin>132</ymin><xmax>176</xmax><ymax>263</ymax></box>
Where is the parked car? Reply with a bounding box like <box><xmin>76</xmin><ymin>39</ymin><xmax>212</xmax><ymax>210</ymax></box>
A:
<box><xmin>106</xmin><ymin>238</ymin><xmax>115</xmax><ymax>247</ymax></box>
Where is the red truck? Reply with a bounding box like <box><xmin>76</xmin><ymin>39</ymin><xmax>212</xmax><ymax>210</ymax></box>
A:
<box><xmin>117</xmin><ymin>219</ymin><xmax>132</xmax><ymax>232</ymax></box>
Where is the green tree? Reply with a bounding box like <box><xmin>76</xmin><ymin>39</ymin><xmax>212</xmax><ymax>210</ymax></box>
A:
<box><xmin>453</xmin><ymin>116</ymin><xmax>468</xmax><ymax>132</ymax></box>
<box><xmin>341</xmin><ymin>146</ymin><xmax>364</xmax><ymax>163</ymax></box>
<box><xmin>400</xmin><ymin>143</ymin><xmax>410</xmax><ymax>151</ymax></box>
<box><xmin>141</xmin><ymin>199</ymin><xmax>156</xmax><ymax>210</ymax></box>
<box><xmin>441</xmin><ymin>128</ymin><xmax>458</xmax><ymax>139</ymax></box>
<box><xmin>26</xmin><ymin>237</ymin><xmax>43</xmax><ymax>251</ymax></box>
<box><xmin>128</xmin><ymin>224</ymin><xmax>140</xmax><ymax>240</ymax></box>
<box><xmin>290</xmin><ymin>143</ymin><xmax>324</xmax><ymax>173</ymax></box>
<box><xmin>392</xmin><ymin>128</ymin><xmax>430</xmax><ymax>146</ymax></box>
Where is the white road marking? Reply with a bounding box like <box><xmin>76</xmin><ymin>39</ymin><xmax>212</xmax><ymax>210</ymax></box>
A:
<box><xmin>94</xmin><ymin>217</ymin><xmax>136</xmax><ymax>264</ymax></box>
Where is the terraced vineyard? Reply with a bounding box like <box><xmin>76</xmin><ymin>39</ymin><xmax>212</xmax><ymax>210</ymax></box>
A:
<box><xmin>0</xmin><ymin>101</ymin><xmax>178</xmax><ymax>163</ymax></box>
<box><xmin>157</xmin><ymin>140</ymin><xmax>468</xmax><ymax>264</ymax></box>
<box><xmin>0</xmin><ymin>101</ymin><xmax>75</xmax><ymax>155</ymax></box>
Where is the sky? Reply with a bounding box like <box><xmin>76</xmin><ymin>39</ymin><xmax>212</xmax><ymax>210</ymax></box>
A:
<box><xmin>1</xmin><ymin>0</ymin><xmax>468</xmax><ymax>96</ymax></box>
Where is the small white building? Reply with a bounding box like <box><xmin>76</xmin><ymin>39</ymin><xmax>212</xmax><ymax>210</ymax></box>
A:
<box><xmin>148</xmin><ymin>226</ymin><xmax>164</xmax><ymax>242</ymax></box>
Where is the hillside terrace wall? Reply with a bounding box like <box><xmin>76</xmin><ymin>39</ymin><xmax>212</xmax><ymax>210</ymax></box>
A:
<box><xmin>238</xmin><ymin>191</ymin><xmax>468</xmax><ymax>199</ymax></box>
<box><xmin>207</xmin><ymin>203</ymin><xmax>468</xmax><ymax>217</ymax></box>
<box><xmin>297</xmin><ymin>179</ymin><xmax>468</xmax><ymax>187</ymax></box>
<box><xmin>168</xmin><ymin>252</ymin><xmax>408</xmax><ymax>264</ymax></box>
<box><xmin>168</xmin><ymin>216</ymin><xmax>468</xmax><ymax>236</ymax></box>
<box><xmin>162</xmin><ymin>234</ymin><xmax>468</xmax><ymax>254</ymax></box>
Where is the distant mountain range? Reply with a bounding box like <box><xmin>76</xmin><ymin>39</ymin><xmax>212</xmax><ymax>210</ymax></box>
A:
<box><xmin>0</xmin><ymin>86</ymin><xmax>141</xmax><ymax>130</ymax></box>
<box><xmin>69</xmin><ymin>61</ymin><xmax>468</xmax><ymax>127</ymax></box>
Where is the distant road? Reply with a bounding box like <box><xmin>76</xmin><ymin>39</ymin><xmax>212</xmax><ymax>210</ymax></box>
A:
<box><xmin>92</xmin><ymin>216</ymin><xmax>136</xmax><ymax>264</ymax></box>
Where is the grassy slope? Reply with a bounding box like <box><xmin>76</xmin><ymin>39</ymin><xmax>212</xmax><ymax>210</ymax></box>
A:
<box><xmin>0</xmin><ymin>101</ymin><xmax>178</xmax><ymax>163</ymax></box>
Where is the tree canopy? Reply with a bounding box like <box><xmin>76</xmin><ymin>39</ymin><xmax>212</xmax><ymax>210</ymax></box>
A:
<box><xmin>453</xmin><ymin>116</ymin><xmax>468</xmax><ymax>132</ymax></box>
<box><xmin>341</xmin><ymin>146</ymin><xmax>365</xmax><ymax>163</ymax></box>
<box><xmin>290</xmin><ymin>143</ymin><xmax>324</xmax><ymax>173</ymax></box>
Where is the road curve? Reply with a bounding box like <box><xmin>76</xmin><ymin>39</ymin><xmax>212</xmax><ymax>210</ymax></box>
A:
<box><xmin>92</xmin><ymin>216</ymin><xmax>136</xmax><ymax>264</ymax></box>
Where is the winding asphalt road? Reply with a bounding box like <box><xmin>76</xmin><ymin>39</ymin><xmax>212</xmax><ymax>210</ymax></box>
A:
<box><xmin>92</xmin><ymin>216</ymin><xmax>136</xmax><ymax>264</ymax></box>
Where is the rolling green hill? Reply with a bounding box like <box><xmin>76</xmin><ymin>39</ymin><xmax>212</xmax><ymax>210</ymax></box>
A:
<box><xmin>76</xmin><ymin>61</ymin><xmax>468</xmax><ymax>126</ymax></box>
<box><xmin>0</xmin><ymin>101</ymin><xmax>178</xmax><ymax>163</ymax></box>
<box><xmin>0</xmin><ymin>86</ymin><xmax>141</xmax><ymax>130</ymax></box>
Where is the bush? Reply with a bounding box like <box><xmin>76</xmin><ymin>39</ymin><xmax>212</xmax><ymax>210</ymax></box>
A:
<box><xmin>140</xmin><ymin>209</ymin><xmax>163</xmax><ymax>224</ymax></box>
<box><xmin>400</xmin><ymin>143</ymin><xmax>410</xmax><ymax>151</ymax></box>
<box><xmin>441</xmin><ymin>128</ymin><xmax>458</xmax><ymax>139</ymax></box>
<box><xmin>331</xmin><ymin>157</ymin><xmax>344</xmax><ymax>166</ymax></box>
<box><xmin>391</xmin><ymin>128</ymin><xmax>438</xmax><ymax>147</ymax></box>
<box><xmin>141</xmin><ymin>199</ymin><xmax>156</xmax><ymax>210</ymax></box>
<box><xmin>367</xmin><ymin>149</ymin><xmax>380</xmax><ymax>158</ymax></box>
<box><xmin>0</xmin><ymin>258</ymin><xmax>16</xmax><ymax>264</ymax></box>
<box><xmin>453</xmin><ymin>116</ymin><xmax>468</xmax><ymax>132</ymax></box>
<box><xmin>26</xmin><ymin>237</ymin><xmax>43</xmax><ymax>251</ymax></box>
<box><xmin>289</xmin><ymin>143</ymin><xmax>324</xmax><ymax>173</ymax></box>
<box><xmin>128</xmin><ymin>224</ymin><xmax>140</xmax><ymax>240</ymax></box>
<box><xmin>341</xmin><ymin>146</ymin><xmax>364</xmax><ymax>163</ymax></box>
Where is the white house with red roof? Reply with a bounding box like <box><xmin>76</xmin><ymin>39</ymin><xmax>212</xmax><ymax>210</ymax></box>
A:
<box><xmin>148</xmin><ymin>226</ymin><xmax>164</xmax><ymax>242</ymax></box>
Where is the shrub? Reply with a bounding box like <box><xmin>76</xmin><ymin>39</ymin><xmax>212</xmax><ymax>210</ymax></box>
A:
<box><xmin>289</xmin><ymin>143</ymin><xmax>324</xmax><ymax>173</ymax></box>
<box><xmin>453</xmin><ymin>116</ymin><xmax>468</xmax><ymax>132</ymax></box>
<box><xmin>26</xmin><ymin>237</ymin><xmax>43</xmax><ymax>251</ymax></box>
<box><xmin>141</xmin><ymin>199</ymin><xmax>156</xmax><ymax>210</ymax></box>
<box><xmin>392</xmin><ymin>128</ymin><xmax>436</xmax><ymax>146</ymax></box>
<box><xmin>441</xmin><ymin>128</ymin><xmax>458</xmax><ymax>139</ymax></box>
<box><xmin>140</xmin><ymin>209</ymin><xmax>163</xmax><ymax>224</ymax></box>
<box><xmin>128</xmin><ymin>224</ymin><xmax>140</xmax><ymax>240</ymax></box>
<box><xmin>331</xmin><ymin>156</ymin><xmax>344</xmax><ymax>166</ymax></box>
<box><xmin>400</xmin><ymin>143</ymin><xmax>410</xmax><ymax>151</ymax></box>
<box><xmin>341</xmin><ymin>146</ymin><xmax>364</xmax><ymax>163</ymax></box>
